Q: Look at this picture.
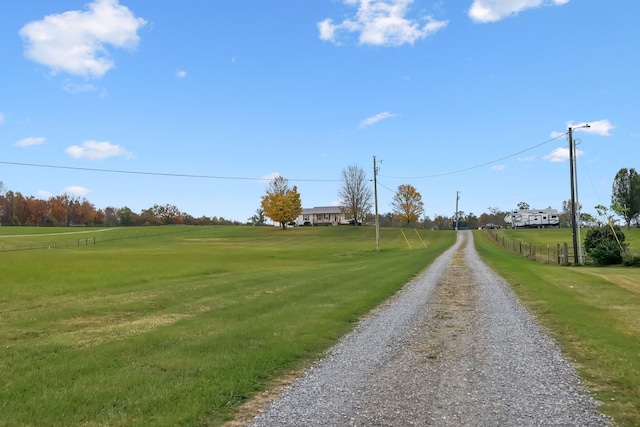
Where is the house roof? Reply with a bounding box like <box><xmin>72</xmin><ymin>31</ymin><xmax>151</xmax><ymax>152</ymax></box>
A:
<box><xmin>301</xmin><ymin>206</ymin><xmax>342</xmax><ymax>215</ymax></box>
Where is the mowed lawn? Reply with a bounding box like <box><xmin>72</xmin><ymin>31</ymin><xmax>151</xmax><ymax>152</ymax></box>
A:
<box><xmin>0</xmin><ymin>225</ymin><xmax>455</xmax><ymax>426</ymax></box>
<box><xmin>492</xmin><ymin>227</ymin><xmax>640</xmax><ymax>255</ymax></box>
<box><xmin>474</xmin><ymin>229</ymin><xmax>640</xmax><ymax>426</ymax></box>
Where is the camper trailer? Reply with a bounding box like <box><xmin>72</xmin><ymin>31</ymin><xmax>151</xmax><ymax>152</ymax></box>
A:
<box><xmin>504</xmin><ymin>209</ymin><xmax>560</xmax><ymax>228</ymax></box>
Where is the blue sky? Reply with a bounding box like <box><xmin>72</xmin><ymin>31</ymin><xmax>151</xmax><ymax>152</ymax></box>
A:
<box><xmin>1</xmin><ymin>0</ymin><xmax>637</xmax><ymax>222</ymax></box>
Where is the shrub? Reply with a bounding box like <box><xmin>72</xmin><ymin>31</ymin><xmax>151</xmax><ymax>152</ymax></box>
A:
<box><xmin>584</xmin><ymin>225</ymin><xmax>628</xmax><ymax>265</ymax></box>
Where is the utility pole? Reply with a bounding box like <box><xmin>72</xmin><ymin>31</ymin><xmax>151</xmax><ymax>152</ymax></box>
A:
<box><xmin>568</xmin><ymin>127</ymin><xmax>578</xmax><ymax>265</ymax></box>
<box><xmin>373</xmin><ymin>156</ymin><xmax>380</xmax><ymax>252</ymax></box>
<box><xmin>568</xmin><ymin>124</ymin><xmax>589</xmax><ymax>265</ymax></box>
<box><xmin>455</xmin><ymin>191</ymin><xmax>460</xmax><ymax>231</ymax></box>
<box><xmin>574</xmin><ymin>138</ymin><xmax>583</xmax><ymax>265</ymax></box>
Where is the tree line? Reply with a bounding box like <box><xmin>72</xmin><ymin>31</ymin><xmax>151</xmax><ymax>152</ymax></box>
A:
<box><xmin>0</xmin><ymin>181</ymin><xmax>240</xmax><ymax>227</ymax></box>
<box><xmin>2</xmin><ymin>166</ymin><xmax>636</xmax><ymax>230</ymax></box>
<box><xmin>256</xmin><ymin>165</ymin><xmax>640</xmax><ymax>232</ymax></box>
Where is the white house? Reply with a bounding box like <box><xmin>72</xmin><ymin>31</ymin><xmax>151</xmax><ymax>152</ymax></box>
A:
<box><xmin>296</xmin><ymin>206</ymin><xmax>351</xmax><ymax>226</ymax></box>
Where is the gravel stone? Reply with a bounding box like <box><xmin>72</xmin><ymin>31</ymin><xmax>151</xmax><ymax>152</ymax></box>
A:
<box><xmin>248</xmin><ymin>231</ymin><xmax>612</xmax><ymax>426</ymax></box>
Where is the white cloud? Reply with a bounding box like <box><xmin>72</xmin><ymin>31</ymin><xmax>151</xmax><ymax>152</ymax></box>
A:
<box><xmin>176</xmin><ymin>70</ymin><xmax>187</xmax><ymax>79</ymax></box>
<box><xmin>37</xmin><ymin>190</ymin><xmax>52</xmax><ymax>199</ymax></box>
<box><xmin>19</xmin><ymin>0</ymin><xmax>146</xmax><ymax>78</ymax></box>
<box><xmin>568</xmin><ymin>119</ymin><xmax>615</xmax><ymax>136</ymax></box>
<box><xmin>468</xmin><ymin>0</ymin><xmax>569</xmax><ymax>23</ymax></box>
<box><xmin>543</xmin><ymin>147</ymin><xmax>584</xmax><ymax>162</ymax></box>
<box><xmin>491</xmin><ymin>164</ymin><xmax>505</xmax><ymax>171</ymax></box>
<box><xmin>15</xmin><ymin>137</ymin><xmax>46</xmax><ymax>147</ymax></box>
<box><xmin>63</xmin><ymin>186</ymin><xmax>92</xmax><ymax>197</ymax></box>
<box><xmin>360</xmin><ymin>111</ymin><xmax>398</xmax><ymax>128</ymax></box>
<box><xmin>551</xmin><ymin>119</ymin><xmax>616</xmax><ymax>139</ymax></box>
<box><xmin>0</xmin><ymin>113</ymin><xmax>5</xmax><ymax>124</ymax></box>
<box><xmin>65</xmin><ymin>140</ymin><xmax>133</xmax><ymax>160</ymax></box>
<box><xmin>319</xmin><ymin>0</ymin><xmax>448</xmax><ymax>46</ymax></box>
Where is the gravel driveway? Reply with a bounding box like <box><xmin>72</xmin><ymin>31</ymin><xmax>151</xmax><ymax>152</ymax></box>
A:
<box><xmin>245</xmin><ymin>231</ymin><xmax>611</xmax><ymax>426</ymax></box>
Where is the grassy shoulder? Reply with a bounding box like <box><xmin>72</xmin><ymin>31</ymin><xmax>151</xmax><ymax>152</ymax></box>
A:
<box><xmin>493</xmin><ymin>227</ymin><xmax>640</xmax><ymax>256</ymax></box>
<box><xmin>474</xmin><ymin>229</ymin><xmax>640</xmax><ymax>426</ymax></box>
<box><xmin>0</xmin><ymin>225</ymin><xmax>455</xmax><ymax>426</ymax></box>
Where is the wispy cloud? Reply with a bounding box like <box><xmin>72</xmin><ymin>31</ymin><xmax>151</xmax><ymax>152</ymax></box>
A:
<box><xmin>65</xmin><ymin>140</ymin><xmax>133</xmax><ymax>160</ymax></box>
<box><xmin>543</xmin><ymin>147</ymin><xmax>584</xmax><ymax>163</ymax></box>
<box><xmin>518</xmin><ymin>156</ymin><xmax>536</xmax><ymax>162</ymax></box>
<box><xmin>63</xmin><ymin>186</ymin><xmax>92</xmax><ymax>197</ymax></box>
<box><xmin>19</xmin><ymin>0</ymin><xmax>146</xmax><ymax>78</ymax></box>
<box><xmin>14</xmin><ymin>137</ymin><xmax>46</xmax><ymax>147</ymax></box>
<box><xmin>360</xmin><ymin>112</ymin><xmax>398</xmax><ymax>129</ymax></box>
<box><xmin>176</xmin><ymin>70</ymin><xmax>187</xmax><ymax>79</ymax></box>
<box><xmin>37</xmin><ymin>190</ymin><xmax>52</xmax><ymax>199</ymax></box>
<box><xmin>259</xmin><ymin>172</ymin><xmax>283</xmax><ymax>184</ymax></box>
<box><xmin>468</xmin><ymin>0</ymin><xmax>569</xmax><ymax>23</ymax></box>
<box><xmin>319</xmin><ymin>0</ymin><xmax>448</xmax><ymax>46</ymax></box>
<box><xmin>0</xmin><ymin>112</ymin><xmax>5</xmax><ymax>125</ymax></box>
<box><xmin>62</xmin><ymin>80</ymin><xmax>100</xmax><ymax>94</ymax></box>
<box><xmin>491</xmin><ymin>165</ymin><xmax>505</xmax><ymax>172</ymax></box>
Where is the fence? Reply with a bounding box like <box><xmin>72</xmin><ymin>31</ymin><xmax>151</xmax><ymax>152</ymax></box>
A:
<box><xmin>0</xmin><ymin>238</ymin><xmax>96</xmax><ymax>252</ymax></box>
<box><xmin>484</xmin><ymin>229</ymin><xmax>585</xmax><ymax>265</ymax></box>
<box><xmin>0</xmin><ymin>226</ymin><xmax>203</xmax><ymax>253</ymax></box>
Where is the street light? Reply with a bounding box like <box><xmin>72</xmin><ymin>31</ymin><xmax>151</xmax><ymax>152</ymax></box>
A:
<box><xmin>568</xmin><ymin>124</ymin><xmax>589</xmax><ymax>265</ymax></box>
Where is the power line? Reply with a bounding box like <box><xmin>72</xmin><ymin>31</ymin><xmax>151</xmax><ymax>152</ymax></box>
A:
<box><xmin>2</xmin><ymin>132</ymin><xmax>568</xmax><ymax>184</ymax></box>
<box><xmin>380</xmin><ymin>133</ymin><xmax>567</xmax><ymax>180</ymax></box>
<box><xmin>0</xmin><ymin>161</ymin><xmax>342</xmax><ymax>183</ymax></box>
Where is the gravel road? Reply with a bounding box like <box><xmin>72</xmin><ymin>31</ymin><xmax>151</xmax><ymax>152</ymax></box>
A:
<box><xmin>246</xmin><ymin>231</ymin><xmax>611</xmax><ymax>426</ymax></box>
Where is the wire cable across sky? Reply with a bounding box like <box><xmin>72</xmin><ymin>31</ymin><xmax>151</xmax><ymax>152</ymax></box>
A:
<box><xmin>379</xmin><ymin>133</ymin><xmax>568</xmax><ymax>180</ymax></box>
<box><xmin>1</xmin><ymin>132</ymin><xmax>569</xmax><ymax>185</ymax></box>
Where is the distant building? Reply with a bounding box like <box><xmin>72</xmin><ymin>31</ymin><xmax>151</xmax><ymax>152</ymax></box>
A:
<box><xmin>504</xmin><ymin>208</ymin><xmax>560</xmax><ymax>228</ymax></box>
<box><xmin>297</xmin><ymin>206</ymin><xmax>351</xmax><ymax>226</ymax></box>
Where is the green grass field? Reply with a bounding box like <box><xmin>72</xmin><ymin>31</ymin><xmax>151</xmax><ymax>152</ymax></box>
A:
<box><xmin>486</xmin><ymin>227</ymin><xmax>640</xmax><ymax>264</ymax></box>
<box><xmin>0</xmin><ymin>225</ymin><xmax>454</xmax><ymax>426</ymax></box>
<box><xmin>2</xmin><ymin>225</ymin><xmax>638</xmax><ymax>426</ymax></box>
<box><xmin>493</xmin><ymin>227</ymin><xmax>640</xmax><ymax>249</ymax></box>
<box><xmin>474</xmin><ymin>229</ymin><xmax>640</xmax><ymax>426</ymax></box>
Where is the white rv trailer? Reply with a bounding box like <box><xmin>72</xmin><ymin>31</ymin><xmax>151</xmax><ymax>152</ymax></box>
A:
<box><xmin>504</xmin><ymin>209</ymin><xmax>560</xmax><ymax>228</ymax></box>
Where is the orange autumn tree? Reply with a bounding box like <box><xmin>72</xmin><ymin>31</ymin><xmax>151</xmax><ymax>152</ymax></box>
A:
<box><xmin>261</xmin><ymin>175</ymin><xmax>302</xmax><ymax>229</ymax></box>
<box><xmin>391</xmin><ymin>184</ymin><xmax>424</xmax><ymax>225</ymax></box>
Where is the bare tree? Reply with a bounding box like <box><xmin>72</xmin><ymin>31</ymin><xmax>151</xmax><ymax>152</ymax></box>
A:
<box><xmin>338</xmin><ymin>165</ymin><xmax>372</xmax><ymax>225</ymax></box>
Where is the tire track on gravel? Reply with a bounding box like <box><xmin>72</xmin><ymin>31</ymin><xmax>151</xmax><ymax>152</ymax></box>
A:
<box><xmin>243</xmin><ymin>231</ymin><xmax>610</xmax><ymax>426</ymax></box>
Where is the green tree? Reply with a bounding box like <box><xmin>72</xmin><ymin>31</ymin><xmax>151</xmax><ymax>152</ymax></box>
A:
<box><xmin>611</xmin><ymin>167</ymin><xmax>640</xmax><ymax>229</ymax></box>
<box><xmin>116</xmin><ymin>206</ymin><xmax>136</xmax><ymax>226</ymax></box>
<box><xmin>248</xmin><ymin>208</ymin><xmax>266</xmax><ymax>226</ymax></box>
<box><xmin>261</xmin><ymin>176</ymin><xmax>302</xmax><ymax>229</ymax></box>
<box><xmin>391</xmin><ymin>184</ymin><xmax>424</xmax><ymax>225</ymax></box>
<box><xmin>584</xmin><ymin>225</ymin><xmax>627</xmax><ymax>265</ymax></box>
